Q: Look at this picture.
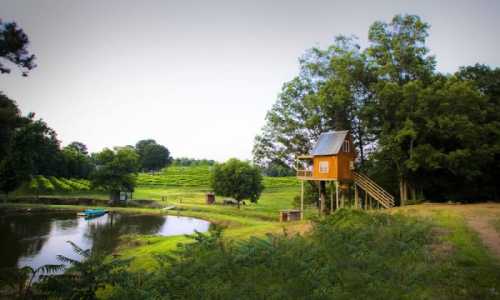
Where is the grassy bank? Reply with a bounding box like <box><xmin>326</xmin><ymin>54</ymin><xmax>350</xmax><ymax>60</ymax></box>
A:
<box><xmin>107</xmin><ymin>209</ymin><xmax>500</xmax><ymax>299</ymax></box>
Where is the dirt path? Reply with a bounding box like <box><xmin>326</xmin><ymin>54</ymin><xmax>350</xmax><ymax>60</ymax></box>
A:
<box><xmin>462</xmin><ymin>207</ymin><xmax>500</xmax><ymax>258</ymax></box>
<box><xmin>395</xmin><ymin>203</ymin><xmax>500</xmax><ymax>258</ymax></box>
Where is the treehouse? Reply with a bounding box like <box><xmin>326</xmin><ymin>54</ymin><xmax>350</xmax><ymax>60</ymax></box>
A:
<box><xmin>294</xmin><ymin>130</ymin><xmax>395</xmax><ymax>220</ymax></box>
<box><xmin>296</xmin><ymin>130</ymin><xmax>355</xmax><ymax>181</ymax></box>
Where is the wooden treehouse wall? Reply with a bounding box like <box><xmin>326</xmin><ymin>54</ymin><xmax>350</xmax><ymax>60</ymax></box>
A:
<box><xmin>313</xmin><ymin>156</ymin><xmax>338</xmax><ymax>179</ymax></box>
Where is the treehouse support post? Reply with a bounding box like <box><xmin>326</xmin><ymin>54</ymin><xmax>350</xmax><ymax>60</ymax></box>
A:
<box><xmin>365</xmin><ymin>191</ymin><xmax>368</xmax><ymax>210</ymax></box>
<box><xmin>330</xmin><ymin>181</ymin><xmax>334</xmax><ymax>214</ymax></box>
<box><xmin>300</xmin><ymin>180</ymin><xmax>304</xmax><ymax>220</ymax></box>
<box><xmin>354</xmin><ymin>183</ymin><xmax>359</xmax><ymax>208</ymax></box>
<box><xmin>335</xmin><ymin>180</ymin><xmax>339</xmax><ymax>210</ymax></box>
<box><xmin>319</xmin><ymin>181</ymin><xmax>326</xmax><ymax>215</ymax></box>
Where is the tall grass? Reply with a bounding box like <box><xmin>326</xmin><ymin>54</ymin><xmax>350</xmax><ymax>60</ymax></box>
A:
<box><xmin>107</xmin><ymin>209</ymin><xmax>500</xmax><ymax>299</ymax></box>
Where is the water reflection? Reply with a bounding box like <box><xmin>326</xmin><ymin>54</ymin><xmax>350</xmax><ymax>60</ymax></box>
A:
<box><xmin>0</xmin><ymin>212</ymin><xmax>210</xmax><ymax>272</ymax></box>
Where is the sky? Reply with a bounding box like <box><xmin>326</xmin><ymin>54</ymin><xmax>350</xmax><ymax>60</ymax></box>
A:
<box><xmin>1</xmin><ymin>0</ymin><xmax>500</xmax><ymax>161</ymax></box>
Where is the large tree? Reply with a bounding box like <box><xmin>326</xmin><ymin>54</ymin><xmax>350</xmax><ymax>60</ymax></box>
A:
<box><xmin>0</xmin><ymin>111</ymin><xmax>62</xmax><ymax>197</ymax></box>
<box><xmin>62</xmin><ymin>142</ymin><xmax>94</xmax><ymax>178</ymax></box>
<box><xmin>253</xmin><ymin>36</ymin><xmax>375</xmax><ymax>168</ymax></box>
<box><xmin>0</xmin><ymin>93</ymin><xmax>23</xmax><ymax>158</ymax></box>
<box><xmin>210</xmin><ymin>159</ymin><xmax>264</xmax><ymax>208</ymax></box>
<box><xmin>90</xmin><ymin>147</ymin><xmax>140</xmax><ymax>202</ymax></box>
<box><xmin>135</xmin><ymin>139</ymin><xmax>172</xmax><ymax>171</ymax></box>
<box><xmin>0</xmin><ymin>19</ymin><xmax>36</xmax><ymax>76</ymax></box>
<box><xmin>253</xmin><ymin>14</ymin><xmax>499</xmax><ymax>202</ymax></box>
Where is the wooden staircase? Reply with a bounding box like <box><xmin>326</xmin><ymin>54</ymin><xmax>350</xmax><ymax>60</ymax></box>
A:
<box><xmin>352</xmin><ymin>171</ymin><xmax>395</xmax><ymax>209</ymax></box>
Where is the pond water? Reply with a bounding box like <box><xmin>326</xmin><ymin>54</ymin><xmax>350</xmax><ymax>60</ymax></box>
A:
<box><xmin>0</xmin><ymin>211</ymin><xmax>210</xmax><ymax>272</ymax></box>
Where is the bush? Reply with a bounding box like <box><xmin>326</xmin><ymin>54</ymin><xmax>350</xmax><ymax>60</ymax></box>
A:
<box><xmin>49</xmin><ymin>176</ymin><xmax>72</xmax><ymax>192</ymax></box>
<box><xmin>107</xmin><ymin>210</ymin><xmax>477</xmax><ymax>299</ymax></box>
<box><xmin>36</xmin><ymin>175</ymin><xmax>54</xmax><ymax>192</ymax></box>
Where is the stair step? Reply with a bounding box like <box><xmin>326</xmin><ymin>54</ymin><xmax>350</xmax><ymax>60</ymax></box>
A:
<box><xmin>353</xmin><ymin>171</ymin><xmax>395</xmax><ymax>208</ymax></box>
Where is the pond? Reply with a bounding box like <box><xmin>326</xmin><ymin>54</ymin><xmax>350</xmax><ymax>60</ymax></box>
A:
<box><xmin>0</xmin><ymin>211</ymin><xmax>211</xmax><ymax>272</ymax></box>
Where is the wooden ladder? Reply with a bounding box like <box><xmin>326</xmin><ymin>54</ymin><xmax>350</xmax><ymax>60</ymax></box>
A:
<box><xmin>352</xmin><ymin>171</ymin><xmax>395</xmax><ymax>209</ymax></box>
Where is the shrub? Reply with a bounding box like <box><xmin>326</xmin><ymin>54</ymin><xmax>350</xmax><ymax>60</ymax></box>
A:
<box><xmin>49</xmin><ymin>177</ymin><xmax>72</xmax><ymax>192</ymax></box>
<box><xmin>105</xmin><ymin>211</ymin><xmax>454</xmax><ymax>299</ymax></box>
<box><xmin>36</xmin><ymin>175</ymin><xmax>54</xmax><ymax>192</ymax></box>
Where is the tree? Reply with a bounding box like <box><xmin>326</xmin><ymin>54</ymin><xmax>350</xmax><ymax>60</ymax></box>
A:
<box><xmin>11</xmin><ymin>114</ymin><xmax>62</xmax><ymax>176</ymax></box>
<box><xmin>0</xmin><ymin>93</ymin><xmax>23</xmax><ymax>158</ymax></box>
<box><xmin>61</xmin><ymin>145</ymin><xmax>94</xmax><ymax>178</ymax></box>
<box><xmin>135</xmin><ymin>139</ymin><xmax>172</xmax><ymax>171</ymax></box>
<box><xmin>66</xmin><ymin>141</ymin><xmax>89</xmax><ymax>155</ymax></box>
<box><xmin>135</xmin><ymin>139</ymin><xmax>157</xmax><ymax>157</ymax></box>
<box><xmin>141</xmin><ymin>144</ymin><xmax>172</xmax><ymax>172</ymax></box>
<box><xmin>210</xmin><ymin>159</ymin><xmax>264</xmax><ymax>208</ymax></box>
<box><xmin>253</xmin><ymin>36</ymin><xmax>375</xmax><ymax>169</ymax></box>
<box><xmin>365</xmin><ymin>14</ymin><xmax>437</xmax><ymax>203</ymax></box>
<box><xmin>90</xmin><ymin>147</ymin><xmax>140</xmax><ymax>202</ymax></box>
<box><xmin>0</xmin><ymin>111</ymin><xmax>63</xmax><ymax>197</ymax></box>
<box><xmin>0</xmin><ymin>19</ymin><xmax>36</xmax><ymax>76</ymax></box>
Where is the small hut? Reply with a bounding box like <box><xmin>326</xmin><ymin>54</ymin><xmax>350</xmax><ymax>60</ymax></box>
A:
<box><xmin>296</xmin><ymin>130</ymin><xmax>395</xmax><ymax>219</ymax></box>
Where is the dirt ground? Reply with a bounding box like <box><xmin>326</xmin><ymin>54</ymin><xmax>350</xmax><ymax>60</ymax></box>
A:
<box><xmin>398</xmin><ymin>203</ymin><xmax>500</xmax><ymax>258</ymax></box>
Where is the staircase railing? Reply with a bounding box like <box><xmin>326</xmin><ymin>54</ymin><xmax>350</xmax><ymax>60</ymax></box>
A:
<box><xmin>352</xmin><ymin>171</ymin><xmax>395</xmax><ymax>208</ymax></box>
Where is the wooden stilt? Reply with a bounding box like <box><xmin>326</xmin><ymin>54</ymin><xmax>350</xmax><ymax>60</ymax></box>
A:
<box><xmin>335</xmin><ymin>181</ymin><xmax>339</xmax><ymax>210</ymax></box>
<box><xmin>330</xmin><ymin>181</ymin><xmax>334</xmax><ymax>214</ymax></box>
<box><xmin>354</xmin><ymin>183</ymin><xmax>359</xmax><ymax>209</ymax></box>
<box><xmin>300</xmin><ymin>180</ymin><xmax>304</xmax><ymax>220</ymax></box>
<box><xmin>365</xmin><ymin>191</ymin><xmax>368</xmax><ymax>210</ymax></box>
<box><xmin>340</xmin><ymin>185</ymin><xmax>343</xmax><ymax>208</ymax></box>
<box><xmin>319</xmin><ymin>181</ymin><xmax>326</xmax><ymax>216</ymax></box>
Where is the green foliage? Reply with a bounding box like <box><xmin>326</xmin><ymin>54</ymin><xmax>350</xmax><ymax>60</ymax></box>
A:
<box><xmin>210</xmin><ymin>159</ymin><xmax>264</xmax><ymax>206</ymax></box>
<box><xmin>0</xmin><ymin>19</ymin><xmax>36</xmax><ymax>76</ymax></box>
<box><xmin>135</xmin><ymin>139</ymin><xmax>172</xmax><ymax>172</ymax></box>
<box><xmin>36</xmin><ymin>175</ymin><xmax>54</xmax><ymax>192</ymax></box>
<box><xmin>253</xmin><ymin>13</ymin><xmax>500</xmax><ymax>201</ymax></box>
<box><xmin>26</xmin><ymin>176</ymin><xmax>92</xmax><ymax>195</ymax></box>
<box><xmin>39</xmin><ymin>241</ymin><xmax>132</xmax><ymax>300</ymax></box>
<box><xmin>61</xmin><ymin>143</ymin><xmax>94</xmax><ymax>178</ymax></box>
<box><xmin>172</xmin><ymin>157</ymin><xmax>215</xmax><ymax>166</ymax></box>
<box><xmin>0</xmin><ymin>264</ymin><xmax>64</xmax><ymax>299</ymax></box>
<box><xmin>48</xmin><ymin>176</ymin><xmax>71</xmax><ymax>192</ymax></box>
<box><xmin>137</xmin><ymin>165</ymin><xmax>211</xmax><ymax>187</ymax></box>
<box><xmin>91</xmin><ymin>147</ymin><xmax>140</xmax><ymax>201</ymax></box>
<box><xmin>60</xmin><ymin>177</ymin><xmax>90</xmax><ymax>191</ymax></box>
<box><xmin>106</xmin><ymin>210</ymin><xmax>500</xmax><ymax>299</ymax></box>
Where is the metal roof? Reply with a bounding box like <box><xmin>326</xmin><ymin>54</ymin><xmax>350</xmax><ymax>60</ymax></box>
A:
<box><xmin>310</xmin><ymin>130</ymin><xmax>349</xmax><ymax>156</ymax></box>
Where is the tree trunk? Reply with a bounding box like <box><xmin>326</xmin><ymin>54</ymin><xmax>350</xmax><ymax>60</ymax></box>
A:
<box><xmin>237</xmin><ymin>200</ymin><xmax>241</xmax><ymax>209</ymax></box>
<box><xmin>357</xmin><ymin>125</ymin><xmax>365</xmax><ymax>167</ymax></box>
<box><xmin>399</xmin><ymin>177</ymin><xmax>407</xmax><ymax>206</ymax></box>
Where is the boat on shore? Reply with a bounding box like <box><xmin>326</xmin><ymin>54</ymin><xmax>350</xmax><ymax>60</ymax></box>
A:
<box><xmin>77</xmin><ymin>208</ymin><xmax>108</xmax><ymax>218</ymax></box>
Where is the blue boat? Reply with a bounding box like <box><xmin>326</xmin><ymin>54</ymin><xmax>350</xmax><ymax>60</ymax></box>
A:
<box><xmin>77</xmin><ymin>208</ymin><xmax>108</xmax><ymax>218</ymax></box>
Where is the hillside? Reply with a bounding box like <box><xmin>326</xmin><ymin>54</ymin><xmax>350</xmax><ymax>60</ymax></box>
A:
<box><xmin>137</xmin><ymin>165</ymin><xmax>299</xmax><ymax>189</ymax></box>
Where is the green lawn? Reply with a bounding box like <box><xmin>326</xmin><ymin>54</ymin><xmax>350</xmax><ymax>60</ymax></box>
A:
<box><xmin>5</xmin><ymin>168</ymin><xmax>500</xmax><ymax>294</ymax></box>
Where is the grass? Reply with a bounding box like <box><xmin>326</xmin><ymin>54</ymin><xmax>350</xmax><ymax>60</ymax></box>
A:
<box><xmin>4</xmin><ymin>166</ymin><xmax>500</xmax><ymax>298</ymax></box>
<box><xmin>491</xmin><ymin>218</ymin><xmax>500</xmax><ymax>234</ymax></box>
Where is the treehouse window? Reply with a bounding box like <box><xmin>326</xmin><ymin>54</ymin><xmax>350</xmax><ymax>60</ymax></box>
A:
<box><xmin>319</xmin><ymin>161</ymin><xmax>329</xmax><ymax>173</ymax></box>
<box><xmin>343</xmin><ymin>140</ymin><xmax>350</xmax><ymax>152</ymax></box>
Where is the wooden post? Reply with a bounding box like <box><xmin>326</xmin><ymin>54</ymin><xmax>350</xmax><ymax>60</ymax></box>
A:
<box><xmin>340</xmin><ymin>183</ymin><xmax>345</xmax><ymax>208</ymax></box>
<box><xmin>354</xmin><ymin>183</ymin><xmax>359</xmax><ymax>208</ymax></box>
<box><xmin>300</xmin><ymin>180</ymin><xmax>304</xmax><ymax>220</ymax></box>
<box><xmin>365</xmin><ymin>192</ymin><xmax>368</xmax><ymax>210</ymax></box>
<box><xmin>319</xmin><ymin>181</ymin><xmax>326</xmax><ymax>215</ymax></box>
<box><xmin>335</xmin><ymin>181</ymin><xmax>339</xmax><ymax>210</ymax></box>
<box><xmin>330</xmin><ymin>181</ymin><xmax>334</xmax><ymax>214</ymax></box>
